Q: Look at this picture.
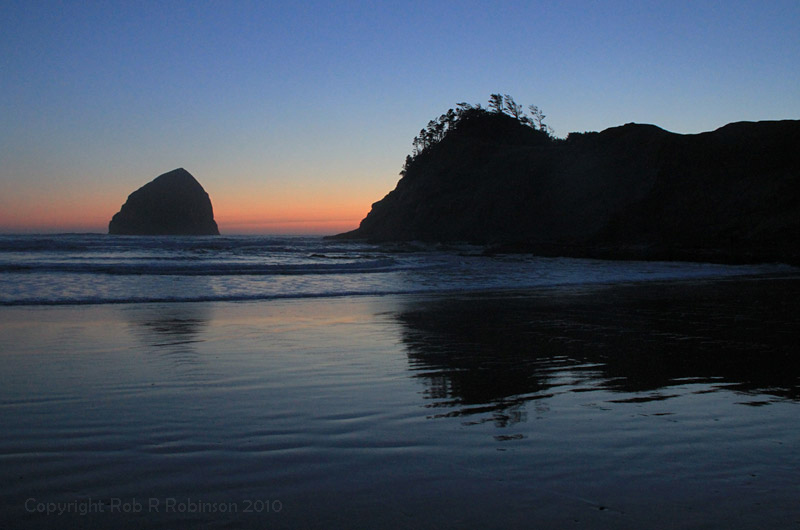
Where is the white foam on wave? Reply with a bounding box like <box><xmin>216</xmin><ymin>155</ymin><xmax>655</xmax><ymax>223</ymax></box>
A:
<box><xmin>0</xmin><ymin>235</ymin><xmax>795</xmax><ymax>307</ymax></box>
<box><xmin>0</xmin><ymin>258</ymin><xmax>402</xmax><ymax>276</ymax></box>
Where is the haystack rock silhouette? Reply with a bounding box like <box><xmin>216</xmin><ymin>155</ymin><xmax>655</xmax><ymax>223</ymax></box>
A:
<box><xmin>109</xmin><ymin>168</ymin><xmax>219</xmax><ymax>235</ymax></box>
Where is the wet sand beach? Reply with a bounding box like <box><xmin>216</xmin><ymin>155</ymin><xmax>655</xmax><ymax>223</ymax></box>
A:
<box><xmin>1</xmin><ymin>275</ymin><xmax>799</xmax><ymax>529</ymax></box>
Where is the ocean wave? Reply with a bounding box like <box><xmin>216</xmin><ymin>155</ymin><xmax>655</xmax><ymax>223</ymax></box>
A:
<box><xmin>2</xmin><ymin>234</ymin><xmax>797</xmax><ymax>308</ymax></box>
<box><xmin>3</xmin><ymin>270</ymin><xmax>797</xmax><ymax>307</ymax></box>
<box><xmin>0</xmin><ymin>258</ymin><xmax>402</xmax><ymax>276</ymax></box>
<box><xmin>0</xmin><ymin>288</ymin><xmax>448</xmax><ymax>306</ymax></box>
<box><xmin>0</xmin><ymin>234</ymin><xmax>342</xmax><ymax>251</ymax></box>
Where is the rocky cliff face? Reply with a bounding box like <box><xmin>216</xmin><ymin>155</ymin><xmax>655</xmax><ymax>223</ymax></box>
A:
<box><xmin>109</xmin><ymin>168</ymin><xmax>220</xmax><ymax>235</ymax></box>
<box><xmin>335</xmin><ymin>115</ymin><xmax>800</xmax><ymax>263</ymax></box>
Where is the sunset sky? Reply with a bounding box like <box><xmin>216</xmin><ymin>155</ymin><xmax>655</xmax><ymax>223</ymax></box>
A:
<box><xmin>2</xmin><ymin>0</ymin><xmax>798</xmax><ymax>234</ymax></box>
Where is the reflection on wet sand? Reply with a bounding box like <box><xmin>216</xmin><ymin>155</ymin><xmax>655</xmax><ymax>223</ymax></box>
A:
<box><xmin>125</xmin><ymin>303</ymin><xmax>211</xmax><ymax>361</ymax></box>
<box><xmin>399</xmin><ymin>277</ymin><xmax>800</xmax><ymax>422</ymax></box>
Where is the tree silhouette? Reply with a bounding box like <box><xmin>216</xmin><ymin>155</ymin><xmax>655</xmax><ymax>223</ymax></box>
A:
<box><xmin>488</xmin><ymin>93</ymin><xmax>504</xmax><ymax>113</ymax></box>
<box><xmin>445</xmin><ymin>108</ymin><xmax>457</xmax><ymax>131</ymax></box>
<box><xmin>529</xmin><ymin>104</ymin><xmax>546</xmax><ymax>130</ymax></box>
<box><xmin>504</xmin><ymin>94</ymin><xmax>524</xmax><ymax>120</ymax></box>
<box><xmin>401</xmin><ymin>94</ymin><xmax>554</xmax><ymax>175</ymax></box>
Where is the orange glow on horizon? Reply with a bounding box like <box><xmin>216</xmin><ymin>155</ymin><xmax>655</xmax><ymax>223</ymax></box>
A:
<box><xmin>214</xmin><ymin>206</ymin><xmax>364</xmax><ymax>235</ymax></box>
<box><xmin>0</xmin><ymin>194</ymin><xmax>370</xmax><ymax>235</ymax></box>
<box><xmin>218</xmin><ymin>218</ymin><xmax>359</xmax><ymax>235</ymax></box>
<box><xmin>0</xmin><ymin>177</ymin><xmax>378</xmax><ymax>235</ymax></box>
<box><xmin>212</xmin><ymin>188</ymin><xmax>371</xmax><ymax>235</ymax></box>
<box><xmin>0</xmin><ymin>197</ymin><xmax>111</xmax><ymax>234</ymax></box>
<box><xmin>0</xmin><ymin>215</ymin><xmax>362</xmax><ymax>235</ymax></box>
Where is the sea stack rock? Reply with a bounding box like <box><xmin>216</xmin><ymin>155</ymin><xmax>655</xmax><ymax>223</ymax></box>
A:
<box><xmin>109</xmin><ymin>168</ymin><xmax>220</xmax><ymax>235</ymax></box>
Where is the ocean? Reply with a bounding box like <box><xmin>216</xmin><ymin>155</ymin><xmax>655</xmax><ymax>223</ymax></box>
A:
<box><xmin>1</xmin><ymin>234</ymin><xmax>799</xmax><ymax>529</ymax></box>
<box><xmin>0</xmin><ymin>234</ymin><xmax>792</xmax><ymax>306</ymax></box>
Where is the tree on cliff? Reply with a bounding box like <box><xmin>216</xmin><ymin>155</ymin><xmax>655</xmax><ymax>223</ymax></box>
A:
<box><xmin>401</xmin><ymin>94</ymin><xmax>554</xmax><ymax>175</ymax></box>
<box><xmin>488</xmin><ymin>93</ymin><xmax>505</xmax><ymax>113</ymax></box>
<box><xmin>504</xmin><ymin>95</ymin><xmax>524</xmax><ymax>120</ymax></box>
<box><xmin>528</xmin><ymin>104</ymin><xmax>553</xmax><ymax>135</ymax></box>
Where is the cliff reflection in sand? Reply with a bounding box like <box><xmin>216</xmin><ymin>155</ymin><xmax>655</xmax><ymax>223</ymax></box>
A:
<box><xmin>398</xmin><ymin>277</ymin><xmax>800</xmax><ymax>422</ymax></box>
<box><xmin>126</xmin><ymin>303</ymin><xmax>211</xmax><ymax>362</ymax></box>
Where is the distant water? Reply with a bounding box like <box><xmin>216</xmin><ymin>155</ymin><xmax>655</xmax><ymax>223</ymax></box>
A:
<box><xmin>0</xmin><ymin>234</ymin><xmax>793</xmax><ymax>306</ymax></box>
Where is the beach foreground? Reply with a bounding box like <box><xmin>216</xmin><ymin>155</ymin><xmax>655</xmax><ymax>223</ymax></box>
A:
<box><xmin>1</xmin><ymin>275</ymin><xmax>799</xmax><ymax>529</ymax></box>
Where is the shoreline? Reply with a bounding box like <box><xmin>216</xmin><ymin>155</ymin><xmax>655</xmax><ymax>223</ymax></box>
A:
<box><xmin>481</xmin><ymin>241</ymin><xmax>800</xmax><ymax>266</ymax></box>
<box><xmin>2</xmin><ymin>266</ymin><xmax>797</xmax><ymax>309</ymax></box>
<box><xmin>328</xmin><ymin>234</ymin><xmax>800</xmax><ymax>266</ymax></box>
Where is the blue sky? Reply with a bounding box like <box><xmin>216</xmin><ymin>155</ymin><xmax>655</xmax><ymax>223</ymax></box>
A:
<box><xmin>2</xmin><ymin>0</ymin><xmax>798</xmax><ymax>233</ymax></box>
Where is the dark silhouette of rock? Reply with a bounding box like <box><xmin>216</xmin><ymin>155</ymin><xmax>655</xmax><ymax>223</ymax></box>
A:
<box><xmin>398</xmin><ymin>277</ymin><xmax>800</xmax><ymax>419</ymax></box>
<box><xmin>333</xmin><ymin>114</ymin><xmax>800</xmax><ymax>264</ymax></box>
<box><xmin>109</xmin><ymin>168</ymin><xmax>220</xmax><ymax>235</ymax></box>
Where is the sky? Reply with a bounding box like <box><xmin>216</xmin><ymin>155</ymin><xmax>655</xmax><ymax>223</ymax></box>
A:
<box><xmin>1</xmin><ymin>0</ymin><xmax>798</xmax><ymax>234</ymax></box>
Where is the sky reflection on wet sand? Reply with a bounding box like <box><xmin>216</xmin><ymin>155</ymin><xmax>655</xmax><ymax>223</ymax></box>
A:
<box><xmin>1</xmin><ymin>277</ymin><xmax>798</xmax><ymax>529</ymax></box>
